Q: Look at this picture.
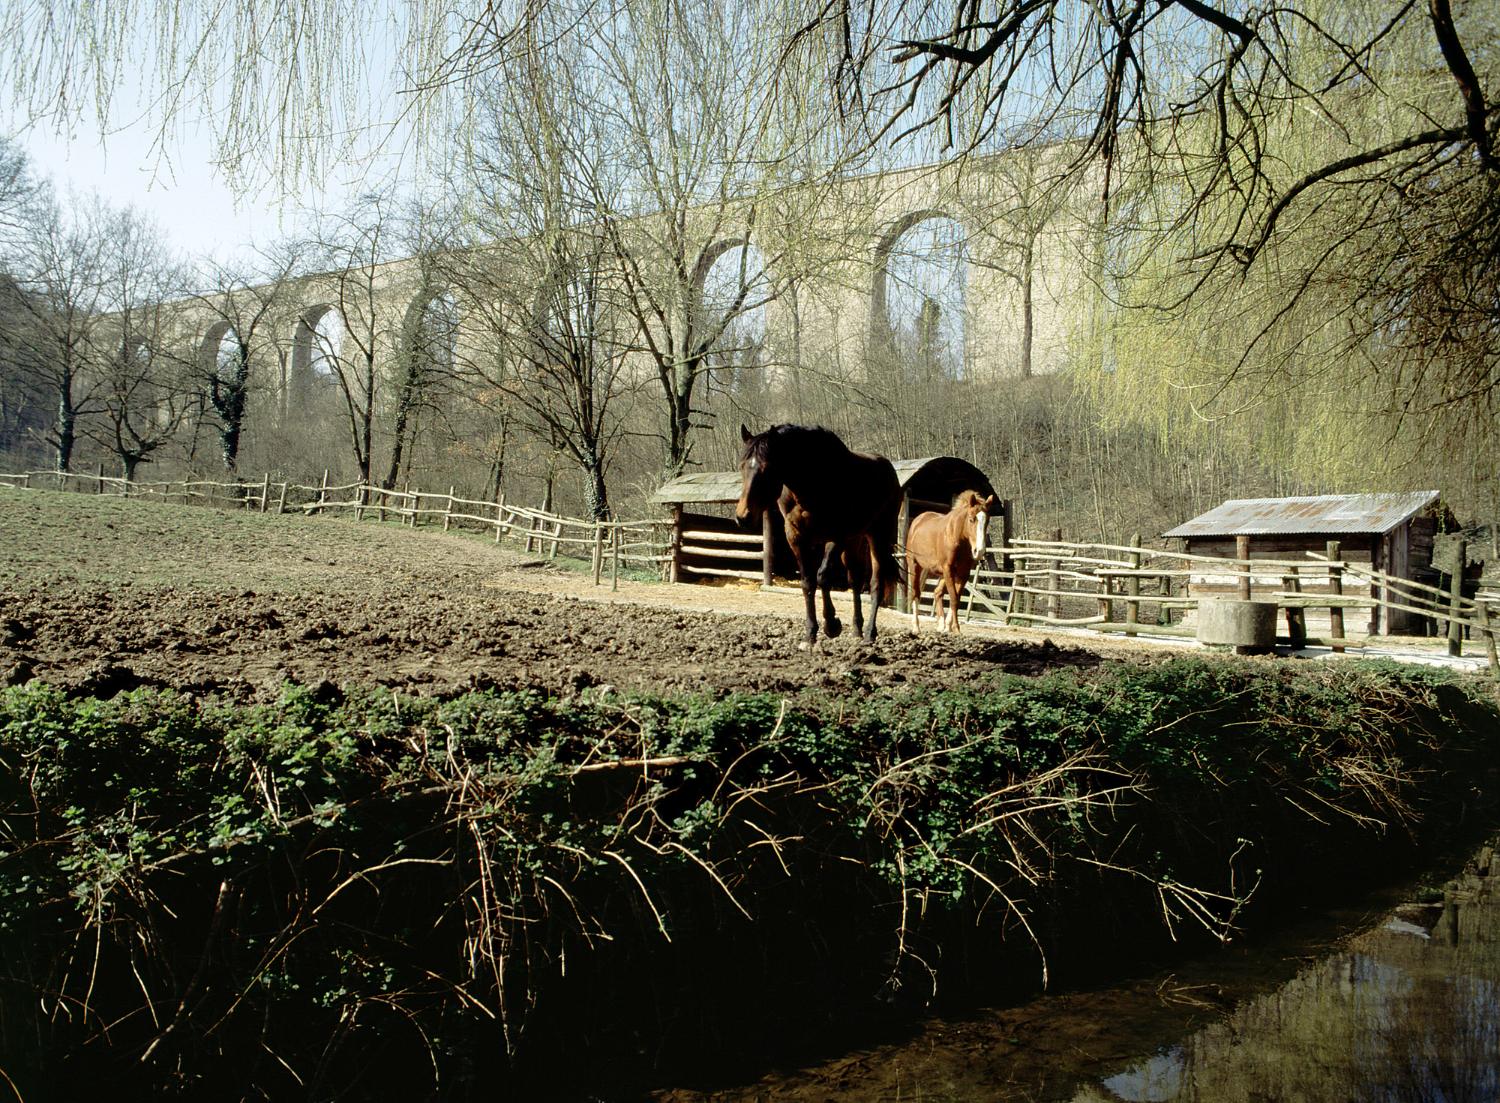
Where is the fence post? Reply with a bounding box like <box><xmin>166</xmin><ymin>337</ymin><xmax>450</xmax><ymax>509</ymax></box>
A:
<box><xmin>1447</xmin><ymin>537</ymin><xmax>1467</xmax><ymax>658</ymax></box>
<box><xmin>611</xmin><ymin>525</ymin><xmax>621</xmax><ymax>591</ymax></box>
<box><xmin>549</xmin><ymin>518</ymin><xmax>561</xmax><ymax>560</ymax></box>
<box><xmin>1236</xmin><ymin>534</ymin><xmax>1252</xmax><ymax>601</ymax></box>
<box><xmin>1007</xmin><ymin>558</ymin><xmax>1026</xmax><ymax>626</ymax></box>
<box><xmin>317</xmin><ymin>469</ymin><xmax>329</xmax><ymax>516</ymax></box>
<box><xmin>494</xmin><ymin>493</ymin><xmax>505</xmax><ymax>544</ymax></box>
<box><xmin>1284</xmin><ymin>566</ymin><xmax>1307</xmax><ymax>648</ymax></box>
<box><xmin>409</xmin><ymin>487</ymin><xmax>419</xmax><ymax>527</ymax></box>
<box><xmin>95</xmin><ymin>462</ymin><xmax>104</xmax><ymax>494</ymax></box>
<box><xmin>669</xmin><ymin>505</ymin><xmax>683</xmax><ymax>583</ymax></box>
<box><xmin>443</xmin><ymin>486</ymin><xmax>456</xmax><ymax>532</ymax></box>
<box><xmin>1125</xmin><ymin>533</ymin><xmax>1142</xmax><ymax>635</ymax></box>
<box><xmin>1327</xmin><ymin>540</ymin><xmax>1345</xmax><ymax>652</ymax></box>
<box><xmin>355</xmin><ymin>483</ymin><xmax>366</xmax><ymax>523</ymax></box>
<box><xmin>592</xmin><ymin>522</ymin><xmax>604</xmax><ymax>585</ymax></box>
<box><xmin>1048</xmin><ymin>529</ymin><xmax>1062</xmax><ymax>619</ymax></box>
<box><xmin>21</xmin><ymin>473</ymin><xmax>29</xmax><ymax>489</ymax></box>
<box><xmin>260</xmin><ymin>473</ymin><xmax>271</xmax><ymax>513</ymax></box>
<box><xmin>1479</xmin><ymin>600</ymin><xmax>1499</xmax><ymax>676</ymax></box>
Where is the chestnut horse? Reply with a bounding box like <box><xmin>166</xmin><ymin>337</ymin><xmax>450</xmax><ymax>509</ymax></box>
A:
<box><xmin>736</xmin><ymin>424</ymin><xmax>901</xmax><ymax>647</ymax></box>
<box><xmin>906</xmin><ymin>490</ymin><xmax>996</xmax><ymax>633</ymax></box>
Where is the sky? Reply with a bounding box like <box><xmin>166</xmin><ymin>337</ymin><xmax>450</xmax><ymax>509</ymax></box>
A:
<box><xmin>10</xmin><ymin>116</ymin><xmax>297</xmax><ymax>266</ymax></box>
<box><xmin>0</xmin><ymin>10</ymin><xmax>416</xmax><ymax>271</ymax></box>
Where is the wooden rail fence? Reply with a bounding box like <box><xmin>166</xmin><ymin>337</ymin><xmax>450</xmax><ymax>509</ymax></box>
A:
<box><xmin>957</xmin><ymin>536</ymin><xmax>1499</xmax><ymax>670</ymax></box>
<box><xmin>6</xmin><ymin>470</ymin><xmax>1495</xmax><ymax>668</ymax></box>
<box><xmin>0</xmin><ymin>468</ymin><xmax>674</xmax><ymax>589</ymax></box>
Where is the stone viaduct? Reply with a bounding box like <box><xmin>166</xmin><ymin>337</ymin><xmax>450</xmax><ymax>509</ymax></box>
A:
<box><xmin>161</xmin><ymin>148</ymin><xmax>1104</xmax><ymax>419</ymax></box>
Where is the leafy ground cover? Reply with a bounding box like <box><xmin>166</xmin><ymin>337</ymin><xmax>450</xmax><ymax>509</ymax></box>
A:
<box><xmin>1</xmin><ymin>658</ymin><xmax>1495</xmax><ymax>1099</ymax></box>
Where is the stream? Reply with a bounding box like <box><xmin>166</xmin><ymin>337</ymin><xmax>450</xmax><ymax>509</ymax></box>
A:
<box><xmin>654</xmin><ymin>840</ymin><xmax>1500</xmax><ymax>1102</ymax></box>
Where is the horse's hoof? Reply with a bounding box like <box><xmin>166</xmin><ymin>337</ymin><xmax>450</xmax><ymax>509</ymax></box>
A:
<box><xmin>798</xmin><ymin>639</ymin><xmax>820</xmax><ymax>653</ymax></box>
<box><xmin>824</xmin><ymin>618</ymin><xmax>843</xmax><ymax>639</ymax></box>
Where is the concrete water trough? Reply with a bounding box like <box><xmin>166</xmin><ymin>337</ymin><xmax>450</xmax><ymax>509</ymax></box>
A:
<box><xmin>1197</xmin><ymin>597</ymin><xmax>1279</xmax><ymax>654</ymax></box>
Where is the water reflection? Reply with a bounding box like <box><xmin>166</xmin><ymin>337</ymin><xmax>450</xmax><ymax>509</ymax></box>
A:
<box><xmin>655</xmin><ymin>844</ymin><xmax>1500</xmax><ymax>1103</ymax></box>
<box><xmin>1076</xmin><ymin>863</ymin><xmax>1500</xmax><ymax>1103</ymax></box>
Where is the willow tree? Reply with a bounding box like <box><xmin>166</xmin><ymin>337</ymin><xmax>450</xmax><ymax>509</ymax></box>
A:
<box><xmin>452</xmin><ymin>0</ymin><xmax>875</xmax><ymax>478</ymax></box>
<box><xmin>454</xmin><ymin>23</ymin><xmax>639</xmax><ymax>522</ymax></box>
<box><xmin>4</xmin><ymin>0</ymin><xmax>873</xmax><ymax>481</ymax></box>
<box><xmin>782</xmin><ymin>2</ymin><xmax>1500</xmax><ymax>482</ymax></box>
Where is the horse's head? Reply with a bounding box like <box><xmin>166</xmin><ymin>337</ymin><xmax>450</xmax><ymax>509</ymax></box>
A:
<box><xmin>958</xmin><ymin>490</ymin><xmax>997</xmax><ymax>559</ymax></box>
<box><xmin>735</xmin><ymin>424</ymin><xmax>780</xmax><ymax>529</ymax></box>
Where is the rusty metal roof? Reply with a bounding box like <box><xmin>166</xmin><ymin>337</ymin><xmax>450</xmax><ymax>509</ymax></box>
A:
<box><xmin>1162</xmin><ymin>491</ymin><xmax>1441</xmax><ymax>539</ymax></box>
<box><xmin>653</xmin><ymin>456</ymin><xmax>993</xmax><ymax>504</ymax></box>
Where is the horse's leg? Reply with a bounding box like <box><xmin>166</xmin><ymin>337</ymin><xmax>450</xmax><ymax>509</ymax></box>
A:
<box><xmin>948</xmin><ymin>576</ymin><xmax>963</xmax><ymax>632</ymax></box>
<box><xmin>847</xmin><ymin>543</ymin><xmax>866</xmax><ymax>639</ymax></box>
<box><xmin>796</xmin><ymin>541</ymin><xmax>820</xmax><ymax>649</ymax></box>
<box><xmin>817</xmin><ymin>542</ymin><xmax>843</xmax><ymax>638</ymax></box>
<box><xmin>933</xmin><ymin>572</ymin><xmax>948</xmax><ymax>632</ymax></box>
<box><xmin>864</xmin><ymin>544</ymin><xmax>883</xmax><ymax>643</ymax></box>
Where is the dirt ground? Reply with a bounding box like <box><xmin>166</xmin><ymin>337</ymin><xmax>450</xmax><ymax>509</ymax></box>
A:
<box><xmin>0</xmin><ymin>488</ymin><xmax>1145</xmax><ymax>701</ymax></box>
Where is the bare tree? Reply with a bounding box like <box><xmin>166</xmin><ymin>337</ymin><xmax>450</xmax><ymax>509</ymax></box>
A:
<box><xmin>81</xmin><ymin>207</ymin><xmax>196</xmax><ymax>481</ymax></box>
<box><xmin>0</xmin><ymin>136</ymin><xmax>42</xmax><ymax>256</ymax></box>
<box><xmin>461</xmin><ymin>46</ymin><xmax>636</xmax><ymax>522</ymax></box>
<box><xmin>381</xmin><ymin>196</ymin><xmax>471</xmax><ymax>492</ymax></box>
<box><xmin>4</xmin><ymin>192</ymin><xmax>117</xmax><ymax>471</ymax></box>
<box><xmin>460</xmin><ymin>0</ymin><xmax>871</xmax><ymax>480</ymax></box>
<box><xmin>0</xmin><ymin>138</ymin><xmax>50</xmax><ymax>460</ymax></box>
<box><xmin>295</xmin><ymin>194</ymin><xmax>398</xmax><ymax>486</ymax></box>
<box><xmin>189</xmin><ymin>242</ymin><xmax>304</xmax><ymax>474</ymax></box>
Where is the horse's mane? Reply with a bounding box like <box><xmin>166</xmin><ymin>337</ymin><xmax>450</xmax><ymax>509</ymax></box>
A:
<box><xmin>742</xmin><ymin>423</ymin><xmax>849</xmax><ymax>464</ymax></box>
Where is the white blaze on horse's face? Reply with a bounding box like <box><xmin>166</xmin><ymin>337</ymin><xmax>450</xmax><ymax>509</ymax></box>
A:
<box><xmin>736</xmin><ymin>455</ymin><xmax>768</xmax><ymax>524</ymax></box>
<box><xmin>973</xmin><ymin>511</ymin><xmax>988</xmax><ymax>558</ymax></box>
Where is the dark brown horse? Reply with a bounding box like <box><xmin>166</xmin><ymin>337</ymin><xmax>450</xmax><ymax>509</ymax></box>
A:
<box><xmin>736</xmin><ymin>424</ymin><xmax>901</xmax><ymax>647</ymax></box>
<box><xmin>906</xmin><ymin>489</ymin><xmax>996</xmax><ymax>633</ymax></box>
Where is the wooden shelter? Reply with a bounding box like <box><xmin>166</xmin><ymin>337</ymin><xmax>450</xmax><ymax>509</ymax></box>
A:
<box><xmin>653</xmin><ymin>457</ymin><xmax>1007</xmax><ymax>597</ymax></box>
<box><xmin>1162</xmin><ymin>491</ymin><xmax>1445</xmax><ymax>635</ymax></box>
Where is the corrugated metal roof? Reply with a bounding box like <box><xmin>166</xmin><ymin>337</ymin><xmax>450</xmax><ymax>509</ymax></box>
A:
<box><xmin>1162</xmin><ymin>491</ymin><xmax>1441</xmax><ymax>538</ymax></box>
<box><xmin>653</xmin><ymin>457</ymin><xmax>966</xmax><ymax>504</ymax></box>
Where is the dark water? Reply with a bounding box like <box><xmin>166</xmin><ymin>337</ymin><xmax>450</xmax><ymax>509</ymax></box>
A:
<box><xmin>658</xmin><ymin>843</ymin><xmax>1500</xmax><ymax>1102</ymax></box>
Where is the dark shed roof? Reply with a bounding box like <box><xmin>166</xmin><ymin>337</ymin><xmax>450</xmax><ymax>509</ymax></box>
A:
<box><xmin>653</xmin><ymin>456</ymin><xmax>997</xmax><ymax>505</ymax></box>
<box><xmin>1162</xmin><ymin>491</ymin><xmax>1440</xmax><ymax>539</ymax></box>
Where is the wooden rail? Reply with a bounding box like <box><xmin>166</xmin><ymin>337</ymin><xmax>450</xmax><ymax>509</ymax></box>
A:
<box><xmin>6</xmin><ymin>470</ymin><xmax>1493</xmax><ymax>668</ymax></box>
<box><xmin>2</xmin><ymin>469</ymin><xmax>674</xmax><ymax>587</ymax></box>
<box><xmin>953</xmin><ymin>535</ymin><xmax>1497</xmax><ymax>671</ymax></box>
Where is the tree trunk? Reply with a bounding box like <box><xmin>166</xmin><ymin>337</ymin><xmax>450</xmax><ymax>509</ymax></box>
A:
<box><xmin>54</xmin><ymin>396</ymin><xmax>74</xmax><ymax>473</ymax></box>
<box><xmin>358</xmin><ymin>358</ymin><xmax>376</xmax><ymax>485</ymax></box>
<box><xmin>217</xmin><ymin>348</ymin><xmax>250</xmax><ymax>473</ymax></box>
<box><xmin>1020</xmin><ymin>240</ymin><xmax>1035</xmax><ymax>379</ymax></box>
<box><xmin>583</xmin><ymin>454</ymin><xmax>611</xmax><ymax>522</ymax></box>
<box><xmin>383</xmin><ymin>373</ymin><xmax>419</xmax><ymax>489</ymax></box>
<box><xmin>666</xmin><ymin>383</ymin><xmax>693</xmax><ymax>479</ymax></box>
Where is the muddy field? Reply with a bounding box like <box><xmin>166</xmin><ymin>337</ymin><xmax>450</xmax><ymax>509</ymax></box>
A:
<box><xmin>0</xmin><ymin>489</ymin><xmax>1129</xmax><ymax>701</ymax></box>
